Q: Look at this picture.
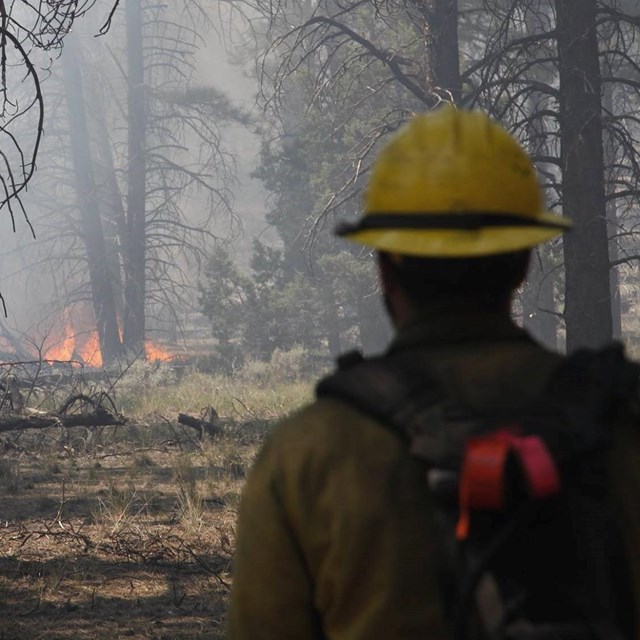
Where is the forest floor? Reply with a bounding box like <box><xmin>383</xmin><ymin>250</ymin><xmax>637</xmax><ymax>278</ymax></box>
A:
<box><xmin>0</xmin><ymin>358</ymin><xmax>315</xmax><ymax>639</ymax></box>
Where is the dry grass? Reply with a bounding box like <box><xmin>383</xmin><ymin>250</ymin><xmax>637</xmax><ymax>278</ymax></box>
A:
<box><xmin>0</xmin><ymin>359</ymin><xmax>316</xmax><ymax>640</ymax></box>
<box><xmin>116</xmin><ymin>358</ymin><xmax>314</xmax><ymax>423</ymax></box>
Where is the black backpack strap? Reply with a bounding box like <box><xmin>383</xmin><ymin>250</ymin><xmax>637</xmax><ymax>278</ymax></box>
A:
<box><xmin>316</xmin><ymin>350</ymin><xmax>444</xmax><ymax>443</ymax></box>
<box><xmin>548</xmin><ymin>343</ymin><xmax>640</xmax><ymax>425</ymax></box>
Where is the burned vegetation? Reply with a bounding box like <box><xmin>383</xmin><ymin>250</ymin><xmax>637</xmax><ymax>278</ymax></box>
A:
<box><xmin>0</xmin><ymin>354</ymin><xmax>286</xmax><ymax>640</ymax></box>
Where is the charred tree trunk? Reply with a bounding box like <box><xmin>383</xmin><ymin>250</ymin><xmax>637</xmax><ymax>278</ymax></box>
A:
<box><xmin>606</xmin><ymin>188</ymin><xmax>622</xmax><ymax>340</ymax></box>
<box><xmin>123</xmin><ymin>0</ymin><xmax>147</xmax><ymax>355</ymax></box>
<box><xmin>88</xmin><ymin>75</ymin><xmax>128</xmax><ymax>323</ymax></box>
<box><xmin>602</xmin><ymin>84</ymin><xmax>622</xmax><ymax>339</ymax></box>
<box><xmin>410</xmin><ymin>0</ymin><xmax>461</xmax><ymax>103</ymax></box>
<box><xmin>556</xmin><ymin>0</ymin><xmax>612</xmax><ymax>351</ymax></box>
<box><xmin>432</xmin><ymin>0</ymin><xmax>461</xmax><ymax>102</ymax></box>
<box><xmin>62</xmin><ymin>33</ymin><xmax>123</xmax><ymax>364</ymax></box>
<box><xmin>95</xmin><ymin>124</ymin><xmax>127</xmax><ymax>323</ymax></box>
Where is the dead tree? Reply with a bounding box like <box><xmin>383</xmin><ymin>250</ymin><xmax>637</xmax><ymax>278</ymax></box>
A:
<box><xmin>0</xmin><ymin>2</ymin><xmax>243</xmax><ymax>363</ymax></box>
<box><xmin>556</xmin><ymin>0</ymin><xmax>612</xmax><ymax>350</ymax></box>
<box><xmin>62</xmin><ymin>32</ymin><xmax>124</xmax><ymax>364</ymax></box>
<box><xmin>0</xmin><ymin>1</ymin><xmax>121</xmax><ymax>227</ymax></box>
<box><xmin>465</xmin><ymin>0</ymin><xmax>640</xmax><ymax>349</ymax></box>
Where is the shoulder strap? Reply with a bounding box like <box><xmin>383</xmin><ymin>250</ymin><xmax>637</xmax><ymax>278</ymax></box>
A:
<box><xmin>318</xmin><ymin>343</ymin><xmax>640</xmax><ymax>444</ymax></box>
<box><xmin>316</xmin><ymin>350</ymin><xmax>444</xmax><ymax>444</ymax></box>
<box><xmin>536</xmin><ymin>343</ymin><xmax>640</xmax><ymax>457</ymax></box>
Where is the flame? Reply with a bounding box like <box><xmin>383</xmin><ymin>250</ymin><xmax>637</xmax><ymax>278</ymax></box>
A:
<box><xmin>44</xmin><ymin>316</ymin><xmax>75</xmax><ymax>362</ymax></box>
<box><xmin>76</xmin><ymin>330</ymin><xmax>103</xmax><ymax>368</ymax></box>
<box><xmin>145</xmin><ymin>340</ymin><xmax>172</xmax><ymax>362</ymax></box>
<box><xmin>35</xmin><ymin>305</ymin><xmax>174</xmax><ymax>367</ymax></box>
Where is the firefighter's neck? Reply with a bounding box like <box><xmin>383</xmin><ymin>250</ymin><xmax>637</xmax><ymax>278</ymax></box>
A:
<box><xmin>377</xmin><ymin>253</ymin><xmax>514</xmax><ymax>330</ymax></box>
<box><xmin>380</xmin><ymin>267</ymin><xmax>513</xmax><ymax>330</ymax></box>
<box><xmin>383</xmin><ymin>287</ymin><xmax>513</xmax><ymax>331</ymax></box>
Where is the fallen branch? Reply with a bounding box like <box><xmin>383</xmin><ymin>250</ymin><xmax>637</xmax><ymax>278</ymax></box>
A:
<box><xmin>0</xmin><ymin>408</ymin><xmax>125</xmax><ymax>433</ymax></box>
<box><xmin>178</xmin><ymin>412</ymin><xmax>222</xmax><ymax>439</ymax></box>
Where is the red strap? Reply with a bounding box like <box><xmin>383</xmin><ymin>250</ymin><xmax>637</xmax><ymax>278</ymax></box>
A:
<box><xmin>456</xmin><ymin>435</ymin><xmax>511</xmax><ymax>540</ymax></box>
<box><xmin>510</xmin><ymin>435</ymin><xmax>561</xmax><ymax>499</ymax></box>
<box><xmin>456</xmin><ymin>429</ymin><xmax>561</xmax><ymax>541</ymax></box>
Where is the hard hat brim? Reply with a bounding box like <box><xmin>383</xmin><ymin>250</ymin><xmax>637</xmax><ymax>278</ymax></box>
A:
<box><xmin>337</xmin><ymin>211</ymin><xmax>570</xmax><ymax>257</ymax></box>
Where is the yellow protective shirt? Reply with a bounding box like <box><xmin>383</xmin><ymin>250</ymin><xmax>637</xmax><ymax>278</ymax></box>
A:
<box><xmin>230</xmin><ymin>396</ymin><xmax>448</xmax><ymax>639</ymax></box>
<box><xmin>229</xmin><ymin>313</ymin><xmax>640</xmax><ymax>639</ymax></box>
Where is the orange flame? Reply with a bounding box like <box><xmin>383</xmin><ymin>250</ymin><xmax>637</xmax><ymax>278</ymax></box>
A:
<box><xmin>38</xmin><ymin>305</ymin><xmax>174</xmax><ymax>367</ymax></box>
<box><xmin>145</xmin><ymin>340</ymin><xmax>172</xmax><ymax>362</ymax></box>
<box><xmin>76</xmin><ymin>330</ymin><xmax>103</xmax><ymax>368</ymax></box>
<box><xmin>44</xmin><ymin>316</ymin><xmax>75</xmax><ymax>362</ymax></box>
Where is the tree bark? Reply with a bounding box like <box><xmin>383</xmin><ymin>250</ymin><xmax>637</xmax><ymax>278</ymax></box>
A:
<box><xmin>556</xmin><ymin>0</ymin><xmax>612</xmax><ymax>351</ymax></box>
<box><xmin>88</xmin><ymin>74</ymin><xmax>128</xmax><ymax>324</ymax></box>
<box><xmin>432</xmin><ymin>0</ymin><xmax>461</xmax><ymax>102</ymax></box>
<box><xmin>410</xmin><ymin>0</ymin><xmax>461</xmax><ymax>102</ymax></box>
<box><xmin>123</xmin><ymin>0</ymin><xmax>147</xmax><ymax>355</ymax></box>
<box><xmin>602</xmin><ymin>84</ymin><xmax>622</xmax><ymax>339</ymax></box>
<box><xmin>62</xmin><ymin>33</ymin><xmax>123</xmax><ymax>364</ymax></box>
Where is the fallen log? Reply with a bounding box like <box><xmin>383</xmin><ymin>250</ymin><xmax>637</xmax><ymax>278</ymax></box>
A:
<box><xmin>178</xmin><ymin>412</ymin><xmax>223</xmax><ymax>439</ymax></box>
<box><xmin>0</xmin><ymin>409</ymin><xmax>126</xmax><ymax>433</ymax></box>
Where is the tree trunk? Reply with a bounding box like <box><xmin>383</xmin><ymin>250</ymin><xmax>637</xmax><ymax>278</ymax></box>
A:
<box><xmin>62</xmin><ymin>33</ymin><xmax>123</xmax><ymax>364</ymax></box>
<box><xmin>432</xmin><ymin>0</ymin><xmax>461</xmax><ymax>102</ymax></box>
<box><xmin>556</xmin><ymin>0</ymin><xmax>612</xmax><ymax>351</ymax></box>
<box><xmin>602</xmin><ymin>84</ymin><xmax>622</xmax><ymax>339</ymax></box>
<box><xmin>123</xmin><ymin>0</ymin><xmax>147</xmax><ymax>355</ymax></box>
<box><xmin>607</xmin><ymin>201</ymin><xmax>622</xmax><ymax>340</ymax></box>
<box><xmin>87</xmin><ymin>75</ymin><xmax>127</xmax><ymax>323</ymax></box>
<box><xmin>410</xmin><ymin>0</ymin><xmax>461</xmax><ymax>103</ymax></box>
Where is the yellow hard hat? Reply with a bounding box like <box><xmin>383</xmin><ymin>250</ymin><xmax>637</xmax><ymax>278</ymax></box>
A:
<box><xmin>336</xmin><ymin>107</ymin><xmax>570</xmax><ymax>257</ymax></box>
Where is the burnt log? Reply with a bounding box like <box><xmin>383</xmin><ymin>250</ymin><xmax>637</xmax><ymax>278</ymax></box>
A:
<box><xmin>178</xmin><ymin>413</ymin><xmax>223</xmax><ymax>439</ymax></box>
<box><xmin>0</xmin><ymin>409</ymin><xmax>125</xmax><ymax>433</ymax></box>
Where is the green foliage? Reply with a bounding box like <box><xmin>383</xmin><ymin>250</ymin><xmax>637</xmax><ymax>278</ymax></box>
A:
<box><xmin>200</xmin><ymin>2</ymin><xmax>421</xmax><ymax>365</ymax></box>
<box><xmin>199</xmin><ymin>239</ymin><xmax>387</xmax><ymax>365</ymax></box>
<box><xmin>200</xmin><ymin>249</ymin><xmax>252</xmax><ymax>341</ymax></box>
<box><xmin>253</xmin><ymin>138</ymin><xmax>315</xmax><ymax>253</ymax></box>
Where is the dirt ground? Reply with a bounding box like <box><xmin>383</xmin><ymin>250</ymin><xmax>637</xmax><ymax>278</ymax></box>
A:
<box><xmin>0</xmin><ymin>422</ymin><xmax>263</xmax><ymax>640</ymax></box>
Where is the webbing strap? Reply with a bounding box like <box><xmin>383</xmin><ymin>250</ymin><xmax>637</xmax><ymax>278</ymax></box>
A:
<box><xmin>512</xmin><ymin>434</ymin><xmax>562</xmax><ymax>498</ymax></box>
<box><xmin>456</xmin><ymin>435</ymin><xmax>511</xmax><ymax>540</ymax></box>
<box><xmin>456</xmin><ymin>430</ymin><xmax>561</xmax><ymax>540</ymax></box>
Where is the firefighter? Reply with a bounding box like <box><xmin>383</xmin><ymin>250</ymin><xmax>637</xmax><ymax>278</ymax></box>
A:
<box><xmin>228</xmin><ymin>107</ymin><xmax>640</xmax><ymax>639</ymax></box>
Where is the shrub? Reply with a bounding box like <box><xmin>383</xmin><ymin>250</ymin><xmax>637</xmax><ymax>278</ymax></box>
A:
<box><xmin>237</xmin><ymin>345</ymin><xmax>312</xmax><ymax>387</ymax></box>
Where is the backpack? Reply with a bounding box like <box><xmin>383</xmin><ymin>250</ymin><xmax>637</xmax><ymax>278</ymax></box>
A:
<box><xmin>316</xmin><ymin>343</ymin><xmax>640</xmax><ymax>640</ymax></box>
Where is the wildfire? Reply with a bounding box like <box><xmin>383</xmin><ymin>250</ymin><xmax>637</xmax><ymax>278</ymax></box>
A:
<box><xmin>44</xmin><ymin>313</ymin><xmax>75</xmax><ymax>362</ymax></box>
<box><xmin>145</xmin><ymin>340</ymin><xmax>172</xmax><ymax>362</ymax></box>
<box><xmin>76</xmin><ymin>330</ymin><xmax>103</xmax><ymax>368</ymax></box>
<box><xmin>37</xmin><ymin>306</ymin><xmax>174</xmax><ymax>367</ymax></box>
